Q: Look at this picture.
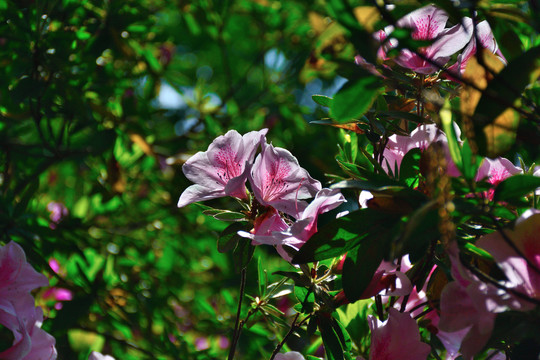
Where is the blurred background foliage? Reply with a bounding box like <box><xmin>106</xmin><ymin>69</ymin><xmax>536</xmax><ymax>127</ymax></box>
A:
<box><xmin>0</xmin><ymin>0</ymin><xmax>538</xmax><ymax>359</ymax></box>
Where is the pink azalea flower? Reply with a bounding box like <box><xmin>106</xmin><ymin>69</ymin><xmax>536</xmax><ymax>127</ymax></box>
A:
<box><xmin>359</xmin><ymin>260</ymin><xmax>412</xmax><ymax>299</ymax></box>
<box><xmin>475</xmin><ymin>157</ymin><xmax>522</xmax><ymax>200</ymax></box>
<box><xmin>178</xmin><ymin>129</ymin><xmax>268</xmax><ymax>207</ymax></box>
<box><xmin>382</xmin><ymin>123</ymin><xmax>460</xmax><ymax>177</ymax></box>
<box><xmin>0</xmin><ymin>241</ymin><xmax>49</xmax><ymax>316</ymax></box>
<box><xmin>42</xmin><ymin>287</ymin><xmax>73</xmax><ymax>310</ymax></box>
<box><xmin>438</xmin><ymin>244</ymin><xmax>525</xmax><ymax>360</ymax></box>
<box><xmin>46</xmin><ymin>202</ymin><xmax>68</xmax><ymax>229</ymax></box>
<box><xmin>447</xmin><ymin>19</ymin><xmax>507</xmax><ymax>77</ymax></box>
<box><xmin>249</xmin><ymin>142</ymin><xmax>321</xmax><ymax>217</ymax></box>
<box><xmin>392</xmin><ymin>5</ymin><xmax>472</xmax><ymax>74</ymax></box>
<box><xmin>438</xmin><ymin>281</ymin><xmax>497</xmax><ymax>360</ymax></box>
<box><xmin>239</xmin><ymin>189</ymin><xmax>344</xmax><ymax>261</ymax></box>
<box><xmin>476</xmin><ymin>209</ymin><xmax>540</xmax><ymax>306</ymax></box>
<box><xmin>354</xmin><ymin>26</ymin><xmax>396</xmax><ymax>76</ymax></box>
<box><xmin>195</xmin><ymin>337</ymin><xmax>210</xmax><ymax>351</ymax></box>
<box><xmin>89</xmin><ymin>351</ymin><xmax>115</xmax><ymax>360</ymax></box>
<box><xmin>275</xmin><ymin>352</ymin><xmax>305</xmax><ymax>360</ymax></box>
<box><xmin>0</xmin><ymin>295</ymin><xmax>57</xmax><ymax>360</ymax></box>
<box><xmin>392</xmin><ymin>264</ymin><xmax>466</xmax><ymax>360</ymax></box>
<box><xmin>368</xmin><ymin>308</ymin><xmax>431</xmax><ymax>360</ymax></box>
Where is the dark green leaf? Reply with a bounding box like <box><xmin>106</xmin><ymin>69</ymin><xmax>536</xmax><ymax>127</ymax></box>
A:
<box><xmin>217</xmin><ymin>222</ymin><xmax>248</xmax><ymax>253</ymax></box>
<box><xmin>331</xmin><ymin>75</ymin><xmax>384</xmax><ymax>123</ymax></box>
<box><xmin>377</xmin><ymin>111</ymin><xmax>427</xmax><ymax>124</ymax></box>
<box><xmin>233</xmin><ymin>237</ymin><xmax>255</xmax><ymax>272</ymax></box>
<box><xmin>292</xmin><ymin>209</ymin><xmax>400</xmax><ymax>264</ymax></box>
<box><xmin>312</xmin><ymin>95</ymin><xmax>333</xmax><ymax>107</ymax></box>
<box><xmin>258</xmin><ymin>256</ymin><xmax>267</xmax><ymax>297</ymax></box>
<box><xmin>493</xmin><ymin>175</ymin><xmax>540</xmax><ymax>204</ymax></box>
<box><xmin>295</xmin><ymin>286</ymin><xmax>315</xmax><ymax>313</ymax></box>
<box><xmin>317</xmin><ymin>314</ymin><xmax>351</xmax><ymax>360</ymax></box>
<box><xmin>212</xmin><ymin>211</ymin><xmax>247</xmax><ymax>221</ymax></box>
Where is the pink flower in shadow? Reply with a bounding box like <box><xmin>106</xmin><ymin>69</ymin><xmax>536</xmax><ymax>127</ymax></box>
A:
<box><xmin>368</xmin><ymin>308</ymin><xmax>431</xmax><ymax>360</ymax></box>
<box><xmin>477</xmin><ymin>209</ymin><xmax>540</xmax><ymax>306</ymax></box>
<box><xmin>383</xmin><ymin>123</ymin><xmax>461</xmax><ymax>177</ymax></box>
<box><xmin>447</xmin><ymin>19</ymin><xmax>507</xmax><ymax>78</ymax></box>
<box><xmin>392</xmin><ymin>5</ymin><xmax>472</xmax><ymax>74</ymax></box>
<box><xmin>475</xmin><ymin>157</ymin><xmax>522</xmax><ymax>201</ymax></box>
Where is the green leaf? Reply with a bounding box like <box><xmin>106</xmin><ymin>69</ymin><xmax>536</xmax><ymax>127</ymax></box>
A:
<box><xmin>493</xmin><ymin>175</ymin><xmax>540</xmax><ymax>204</ymax></box>
<box><xmin>212</xmin><ymin>211</ymin><xmax>247</xmax><ymax>221</ymax></box>
<box><xmin>396</xmin><ymin>200</ymin><xmax>439</xmax><ymax>262</ymax></box>
<box><xmin>312</xmin><ymin>95</ymin><xmax>333</xmax><ymax>107</ymax></box>
<box><xmin>440</xmin><ymin>99</ymin><xmax>462</xmax><ymax>171</ymax></box>
<box><xmin>295</xmin><ymin>286</ymin><xmax>315</xmax><ymax>313</ymax></box>
<box><xmin>218</xmin><ymin>222</ymin><xmax>248</xmax><ymax>253</ymax></box>
<box><xmin>464</xmin><ymin>243</ymin><xmax>494</xmax><ymax>260</ymax></box>
<box><xmin>233</xmin><ymin>238</ymin><xmax>255</xmax><ymax>272</ymax></box>
<box><xmin>326</xmin><ymin>0</ymin><xmax>377</xmax><ymax>64</ymax></box>
<box><xmin>317</xmin><ymin>314</ymin><xmax>352</xmax><ymax>360</ymax></box>
<box><xmin>257</xmin><ymin>257</ymin><xmax>267</xmax><ymax>297</ymax></box>
<box><xmin>331</xmin><ymin>75</ymin><xmax>384</xmax><ymax>123</ymax></box>
<box><xmin>342</xmin><ymin>236</ymin><xmax>384</xmax><ymax>303</ymax></box>
<box><xmin>377</xmin><ymin>110</ymin><xmax>427</xmax><ymax>124</ymax></box>
<box><xmin>292</xmin><ymin>209</ymin><xmax>400</xmax><ymax>264</ymax></box>
<box><xmin>460</xmin><ymin>139</ymin><xmax>482</xmax><ymax>181</ymax></box>
<box><xmin>399</xmin><ymin>148</ymin><xmax>421</xmax><ymax>187</ymax></box>
<box><xmin>336</xmin><ymin>300</ymin><xmax>372</xmax><ymax>350</ymax></box>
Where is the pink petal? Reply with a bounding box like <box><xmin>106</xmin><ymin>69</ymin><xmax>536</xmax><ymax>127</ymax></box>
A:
<box><xmin>0</xmin><ymin>242</ymin><xmax>49</xmax><ymax>303</ymax></box>
<box><xmin>475</xmin><ymin>157</ymin><xmax>522</xmax><ymax>185</ymax></box>
<box><xmin>369</xmin><ymin>308</ymin><xmax>431</xmax><ymax>360</ymax></box>
<box><xmin>476</xmin><ymin>211</ymin><xmax>540</xmax><ymax>305</ymax></box>
<box><xmin>249</xmin><ymin>143</ymin><xmax>321</xmax><ymax>217</ymax></box>
<box><xmin>178</xmin><ymin>129</ymin><xmax>267</xmax><ymax>207</ymax></box>
<box><xmin>396</xmin><ymin>5</ymin><xmax>449</xmax><ymax>41</ymax></box>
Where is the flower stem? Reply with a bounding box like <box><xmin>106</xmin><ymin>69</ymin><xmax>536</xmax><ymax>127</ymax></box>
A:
<box><xmin>228</xmin><ymin>267</ymin><xmax>247</xmax><ymax>360</ymax></box>
<box><xmin>269</xmin><ymin>312</ymin><xmax>302</xmax><ymax>360</ymax></box>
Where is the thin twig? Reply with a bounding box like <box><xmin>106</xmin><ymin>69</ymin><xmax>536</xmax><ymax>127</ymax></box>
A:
<box><xmin>269</xmin><ymin>312</ymin><xmax>301</xmax><ymax>360</ymax></box>
<box><xmin>461</xmin><ymin>260</ymin><xmax>540</xmax><ymax>306</ymax></box>
<box><xmin>228</xmin><ymin>267</ymin><xmax>248</xmax><ymax>360</ymax></box>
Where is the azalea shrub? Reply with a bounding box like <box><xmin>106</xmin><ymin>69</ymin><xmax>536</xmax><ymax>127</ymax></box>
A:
<box><xmin>1</xmin><ymin>0</ymin><xmax>540</xmax><ymax>359</ymax></box>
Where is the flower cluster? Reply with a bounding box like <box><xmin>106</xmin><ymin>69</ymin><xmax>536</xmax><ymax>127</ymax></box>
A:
<box><xmin>350</xmin><ymin>119</ymin><xmax>538</xmax><ymax>358</ymax></box>
<box><xmin>361</xmin><ymin>5</ymin><xmax>506</xmax><ymax>76</ymax></box>
<box><xmin>0</xmin><ymin>241</ymin><xmax>57</xmax><ymax>359</ymax></box>
<box><xmin>178</xmin><ymin>129</ymin><xmax>345</xmax><ymax>261</ymax></box>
